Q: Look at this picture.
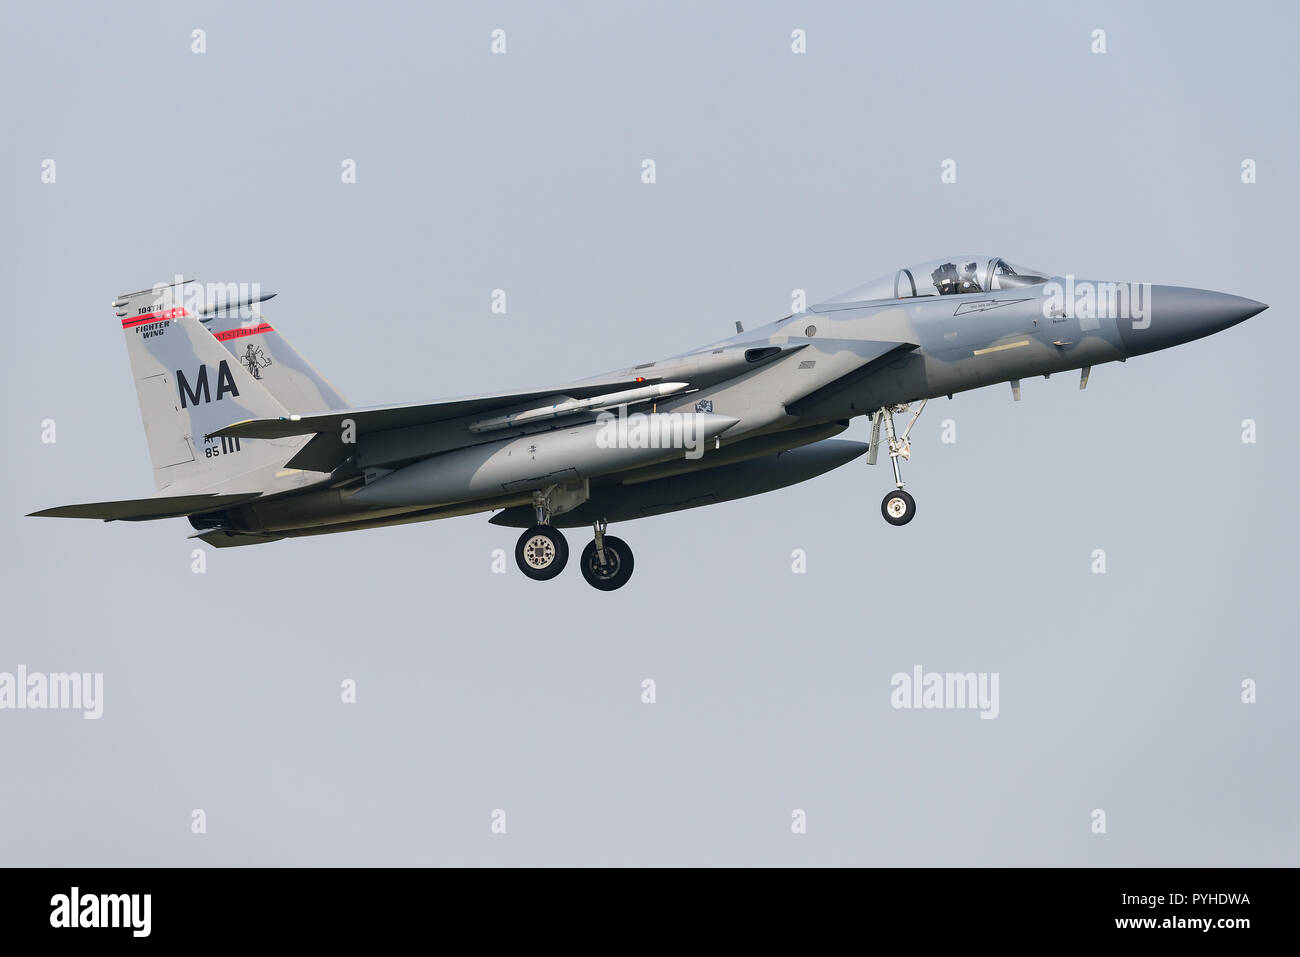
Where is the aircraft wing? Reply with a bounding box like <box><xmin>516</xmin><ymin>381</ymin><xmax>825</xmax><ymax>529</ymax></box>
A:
<box><xmin>206</xmin><ymin>377</ymin><xmax>664</xmax><ymax>441</ymax></box>
<box><xmin>28</xmin><ymin>491</ymin><xmax>263</xmax><ymax>522</ymax></box>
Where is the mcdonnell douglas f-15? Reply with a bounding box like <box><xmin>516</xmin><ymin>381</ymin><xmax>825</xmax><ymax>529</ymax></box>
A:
<box><xmin>30</xmin><ymin>256</ymin><xmax>1266</xmax><ymax>590</ymax></box>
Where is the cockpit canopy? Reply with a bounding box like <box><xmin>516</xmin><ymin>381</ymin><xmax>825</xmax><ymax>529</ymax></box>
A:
<box><xmin>818</xmin><ymin>256</ymin><xmax>1051</xmax><ymax>306</ymax></box>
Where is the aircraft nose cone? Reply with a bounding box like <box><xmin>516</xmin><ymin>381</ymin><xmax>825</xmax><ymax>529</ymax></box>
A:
<box><xmin>1116</xmin><ymin>285</ymin><xmax>1267</xmax><ymax>356</ymax></box>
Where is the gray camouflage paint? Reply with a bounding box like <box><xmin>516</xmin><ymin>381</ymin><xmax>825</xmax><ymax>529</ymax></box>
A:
<box><xmin>206</xmin><ymin>307</ymin><xmax>350</xmax><ymax>414</ymax></box>
<box><xmin>32</xmin><ymin>260</ymin><xmax>1266</xmax><ymax>545</ymax></box>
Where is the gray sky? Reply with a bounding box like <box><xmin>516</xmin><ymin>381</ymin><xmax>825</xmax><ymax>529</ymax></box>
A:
<box><xmin>2</xmin><ymin>0</ymin><xmax>1296</xmax><ymax>865</ymax></box>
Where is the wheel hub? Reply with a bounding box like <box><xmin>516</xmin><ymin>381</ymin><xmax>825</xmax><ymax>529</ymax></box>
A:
<box><xmin>523</xmin><ymin>535</ymin><xmax>555</xmax><ymax>568</ymax></box>
<box><xmin>588</xmin><ymin>547</ymin><xmax>620</xmax><ymax>579</ymax></box>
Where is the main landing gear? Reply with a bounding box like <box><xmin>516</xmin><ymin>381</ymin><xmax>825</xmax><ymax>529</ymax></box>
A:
<box><xmin>578</xmin><ymin>518</ymin><xmax>634</xmax><ymax>591</ymax></box>
<box><xmin>515</xmin><ymin>524</ymin><xmax>569</xmax><ymax>580</ymax></box>
<box><xmin>512</xmin><ymin>494</ymin><xmax>635</xmax><ymax>590</ymax></box>
<box><xmin>871</xmin><ymin>399</ymin><xmax>926</xmax><ymax>527</ymax></box>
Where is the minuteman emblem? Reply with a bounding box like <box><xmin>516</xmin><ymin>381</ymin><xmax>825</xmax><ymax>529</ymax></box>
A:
<box><xmin>240</xmin><ymin>343</ymin><xmax>273</xmax><ymax>380</ymax></box>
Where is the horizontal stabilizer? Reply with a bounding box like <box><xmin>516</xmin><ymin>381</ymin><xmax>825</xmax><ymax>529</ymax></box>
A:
<box><xmin>206</xmin><ymin>378</ymin><xmax>668</xmax><ymax>441</ymax></box>
<box><xmin>28</xmin><ymin>491</ymin><xmax>262</xmax><ymax>522</ymax></box>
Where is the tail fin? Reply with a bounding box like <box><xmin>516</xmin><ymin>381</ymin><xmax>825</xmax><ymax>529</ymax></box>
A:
<box><xmin>203</xmin><ymin>301</ymin><xmax>349</xmax><ymax>413</ymax></box>
<box><xmin>115</xmin><ymin>279</ymin><xmax>301</xmax><ymax>493</ymax></box>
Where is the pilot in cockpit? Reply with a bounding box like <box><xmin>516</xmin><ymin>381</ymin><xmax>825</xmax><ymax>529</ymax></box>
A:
<box><xmin>931</xmin><ymin>261</ymin><xmax>983</xmax><ymax>295</ymax></box>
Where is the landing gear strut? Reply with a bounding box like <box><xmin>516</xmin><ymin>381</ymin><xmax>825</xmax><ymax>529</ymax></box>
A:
<box><xmin>511</xmin><ymin>493</ymin><xmax>636</xmax><ymax>589</ymax></box>
<box><xmin>514</xmin><ymin>491</ymin><xmax>569</xmax><ymax>580</ymax></box>
<box><xmin>579</xmin><ymin>518</ymin><xmax>634</xmax><ymax>591</ymax></box>
<box><xmin>871</xmin><ymin>399</ymin><xmax>926</xmax><ymax>527</ymax></box>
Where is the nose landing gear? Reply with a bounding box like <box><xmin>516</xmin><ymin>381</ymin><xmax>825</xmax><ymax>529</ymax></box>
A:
<box><xmin>881</xmin><ymin>488</ymin><xmax>916</xmax><ymax>526</ymax></box>
<box><xmin>871</xmin><ymin>399</ymin><xmax>926</xmax><ymax>527</ymax></box>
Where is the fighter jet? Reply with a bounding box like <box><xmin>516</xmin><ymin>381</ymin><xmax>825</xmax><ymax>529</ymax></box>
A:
<box><xmin>30</xmin><ymin>257</ymin><xmax>1266</xmax><ymax>590</ymax></box>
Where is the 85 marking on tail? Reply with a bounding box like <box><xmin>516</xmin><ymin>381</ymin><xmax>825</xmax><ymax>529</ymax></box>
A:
<box><xmin>203</xmin><ymin>435</ymin><xmax>243</xmax><ymax>459</ymax></box>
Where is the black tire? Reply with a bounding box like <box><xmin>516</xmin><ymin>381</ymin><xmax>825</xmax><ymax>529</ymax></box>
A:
<box><xmin>515</xmin><ymin>525</ymin><xmax>569</xmax><ymax>580</ymax></box>
<box><xmin>579</xmin><ymin>536</ymin><xmax>635</xmax><ymax>591</ymax></box>
<box><xmin>881</xmin><ymin>489</ymin><xmax>916</xmax><ymax>526</ymax></box>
